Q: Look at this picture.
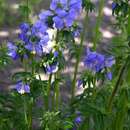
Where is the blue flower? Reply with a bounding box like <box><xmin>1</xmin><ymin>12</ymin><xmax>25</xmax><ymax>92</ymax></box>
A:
<box><xmin>53</xmin><ymin>9</ymin><xmax>76</xmax><ymax>29</ymax></box>
<box><xmin>106</xmin><ymin>72</ymin><xmax>112</xmax><ymax>80</ymax></box>
<box><xmin>19</xmin><ymin>23</ymin><xmax>30</xmax><ymax>33</ymax></box>
<box><xmin>72</xmin><ymin>25</ymin><xmax>82</xmax><ymax>37</ymax></box>
<box><xmin>53</xmin><ymin>16</ymin><xmax>64</xmax><ymax>29</ymax></box>
<box><xmin>77</xmin><ymin>79</ymin><xmax>83</xmax><ymax>88</ymax></box>
<box><xmin>50</xmin><ymin>0</ymin><xmax>82</xmax><ymax>29</ymax></box>
<box><xmin>54</xmin><ymin>51</ymin><xmax>59</xmax><ymax>57</ymax></box>
<box><xmin>39</xmin><ymin>10</ymin><xmax>53</xmax><ymax>21</ymax></box>
<box><xmin>18</xmin><ymin>32</ymin><xmax>29</xmax><ymax>43</ymax></box>
<box><xmin>84</xmin><ymin>48</ymin><xmax>115</xmax><ymax>80</ymax></box>
<box><xmin>75</xmin><ymin>116</ymin><xmax>82</xmax><ymax>124</ymax></box>
<box><xmin>50</xmin><ymin>0</ymin><xmax>68</xmax><ymax>11</ymax></box>
<box><xmin>112</xmin><ymin>2</ymin><xmax>118</xmax><ymax>11</ymax></box>
<box><xmin>84</xmin><ymin>49</ymin><xmax>105</xmax><ymax>72</ymax></box>
<box><xmin>7</xmin><ymin>42</ymin><xmax>19</xmax><ymax>60</ymax></box>
<box><xmin>24</xmin><ymin>32</ymin><xmax>50</xmax><ymax>56</ymax></box>
<box><xmin>15</xmin><ymin>81</ymin><xmax>30</xmax><ymax>94</ymax></box>
<box><xmin>45</xmin><ymin>62</ymin><xmax>59</xmax><ymax>74</ymax></box>
<box><xmin>69</xmin><ymin>0</ymin><xmax>82</xmax><ymax>14</ymax></box>
<box><xmin>18</xmin><ymin>22</ymin><xmax>51</xmax><ymax>56</ymax></box>
<box><xmin>32</xmin><ymin>20</ymin><xmax>48</xmax><ymax>36</ymax></box>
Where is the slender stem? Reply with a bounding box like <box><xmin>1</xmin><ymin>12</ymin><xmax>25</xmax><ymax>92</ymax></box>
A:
<box><xmin>26</xmin><ymin>0</ymin><xmax>29</xmax><ymax>22</ymax></box>
<box><xmin>51</xmin><ymin>88</ymin><xmax>55</xmax><ymax>111</ymax></box>
<box><xmin>55</xmin><ymin>71</ymin><xmax>60</xmax><ymax>111</ymax></box>
<box><xmin>107</xmin><ymin>56</ymin><xmax>129</xmax><ymax>111</ymax></box>
<box><xmin>93</xmin><ymin>0</ymin><xmax>104</xmax><ymax>50</ymax></box>
<box><xmin>23</xmin><ymin>96</ymin><xmax>28</xmax><ymax>128</ymax></box>
<box><xmin>22</xmin><ymin>0</ymin><xmax>31</xmax><ymax>129</ymax></box>
<box><xmin>28</xmin><ymin>97</ymin><xmax>33</xmax><ymax>130</ymax></box>
<box><xmin>22</xmin><ymin>60</ymin><xmax>29</xmax><ymax>128</ymax></box>
<box><xmin>52</xmin><ymin>30</ymin><xmax>60</xmax><ymax>111</ymax></box>
<box><xmin>47</xmin><ymin>74</ymin><xmax>52</xmax><ymax>110</ymax></box>
<box><xmin>71</xmin><ymin>12</ymin><xmax>88</xmax><ymax>100</ymax></box>
<box><xmin>28</xmin><ymin>55</ymin><xmax>35</xmax><ymax>130</ymax></box>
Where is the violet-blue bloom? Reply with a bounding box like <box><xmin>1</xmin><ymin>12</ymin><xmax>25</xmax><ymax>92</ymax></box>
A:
<box><xmin>16</xmin><ymin>81</ymin><xmax>30</xmax><ymax>94</ymax></box>
<box><xmin>32</xmin><ymin>20</ymin><xmax>48</xmax><ymax>36</ymax></box>
<box><xmin>54</xmin><ymin>51</ymin><xmax>59</xmax><ymax>57</ymax></box>
<box><xmin>50</xmin><ymin>0</ymin><xmax>82</xmax><ymax>29</ymax></box>
<box><xmin>39</xmin><ymin>10</ymin><xmax>53</xmax><ymax>21</ymax></box>
<box><xmin>106</xmin><ymin>72</ymin><xmax>112</xmax><ymax>80</ymax></box>
<box><xmin>77</xmin><ymin>79</ymin><xmax>83</xmax><ymax>88</ymax></box>
<box><xmin>45</xmin><ymin>63</ymin><xmax>58</xmax><ymax>74</ymax></box>
<box><xmin>7</xmin><ymin>42</ymin><xmax>19</xmax><ymax>60</ymax></box>
<box><xmin>53</xmin><ymin>10</ymin><xmax>75</xmax><ymax>29</ymax></box>
<box><xmin>84</xmin><ymin>49</ymin><xmax>115</xmax><ymax>80</ymax></box>
<box><xmin>18</xmin><ymin>22</ymin><xmax>51</xmax><ymax>56</ymax></box>
<box><xmin>19</xmin><ymin>23</ymin><xmax>30</xmax><ymax>33</ymax></box>
<box><xmin>50</xmin><ymin>0</ymin><xmax>68</xmax><ymax>11</ymax></box>
<box><xmin>24</xmin><ymin>32</ymin><xmax>50</xmax><ymax>56</ymax></box>
<box><xmin>75</xmin><ymin>116</ymin><xmax>82</xmax><ymax>124</ymax></box>
<box><xmin>69</xmin><ymin>0</ymin><xmax>82</xmax><ymax>14</ymax></box>
<box><xmin>72</xmin><ymin>25</ymin><xmax>82</xmax><ymax>37</ymax></box>
<box><xmin>84</xmin><ymin>49</ymin><xmax>105</xmax><ymax>72</ymax></box>
<box><xmin>53</xmin><ymin>16</ymin><xmax>64</xmax><ymax>29</ymax></box>
<box><xmin>53</xmin><ymin>8</ymin><xmax>78</xmax><ymax>29</ymax></box>
<box><xmin>112</xmin><ymin>2</ymin><xmax>118</xmax><ymax>10</ymax></box>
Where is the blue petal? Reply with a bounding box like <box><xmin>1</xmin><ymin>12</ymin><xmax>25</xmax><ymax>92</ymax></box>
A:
<box><xmin>50</xmin><ymin>0</ymin><xmax>58</xmax><ymax>10</ymax></box>
<box><xmin>39</xmin><ymin>10</ymin><xmax>53</xmax><ymax>20</ymax></box>
<box><xmin>7</xmin><ymin>42</ymin><xmax>19</xmax><ymax>60</ymax></box>
<box><xmin>112</xmin><ymin>2</ymin><xmax>118</xmax><ymax>10</ymax></box>
<box><xmin>54</xmin><ymin>51</ymin><xmax>59</xmax><ymax>57</ymax></box>
<box><xmin>46</xmin><ymin>63</ymin><xmax>58</xmax><ymax>74</ymax></box>
<box><xmin>53</xmin><ymin>16</ymin><xmax>64</xmax><ymax>29</ymax></box>
<box><xmin>56</xmin><ymin>9</ymin><xmax>67</xmax><ymax>17</ymax></box>
<box><xmin>19</xmin><ymin>23</ymin><xmax>30</xmax><ymax>33</ymax></box>
<box><xmin>24</xmin><ymin>84</ymin><xmax>30</xmax><ymax>93</ymax></box>
<box><xmin>75</xmin><ymin>116</ymin><xmax>82</xmax><ymax>124</ymax></box>
<box><xmin>106</xmin><ymin>72</ymin><xmax>112</xmax><ymax>80</ymax></box>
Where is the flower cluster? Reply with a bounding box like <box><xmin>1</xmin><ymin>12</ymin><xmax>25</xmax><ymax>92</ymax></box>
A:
<box><xmin>8</xmin><ymin>24</ymin><xmax>50</xmax><ymax>59</ymax></box>
<box><xmin>7</xmin><ymin>0</ymin><xmax>83</xmax><ymax>94</ymax></box>
<box><xmin>38</xmin><ymin>0</ymin><xmax>82</xmax><ymax>30</ymax></box>
<box><xmin>84</xmin><ymin>48</ymin><xmax>115</xmax><ymax>80</ymax></box>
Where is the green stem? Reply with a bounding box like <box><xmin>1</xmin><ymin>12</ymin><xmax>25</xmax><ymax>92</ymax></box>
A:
<box><xmin>52</xmin><ymin>30</ymin><xmax>60</xmax><ymax>111</ymax></box>
<box><xmin>28</xmin><ymin>97</ymin><xmax>33</xmax><ymax>130</ymax></box>
<box><xmin>93</xmin><ymin>0</ymin><xmax>104</xmax><ymax>50</ymax></box>
<box><xmin>47</xmin><ymin>74</ymin><xmax>52</xmax><ymax>110</ymax></box>
<box><xmin>71</xmin><ymin>12</ymin><xmax>88</xmax><ymax>100</ymax></box>
<box><xmin>23</xmin><ymin>96</ymin><xmax>28</xmax><ymax>128</ymax></box>
<box><xmin>51</xmin><ymin>88</ymin><xmax>55</xmax><ymax>111</ymax></box>
<box><xmin>28</xmin><ymin>56</ymin><xmax>35</xmax><ymax>130</ymax></box>
<box><xmin>55</xmin><ymin>71</ymin><xmax>60</xmax><ymax>111</ymax></box>
<box><xmin>107</xmin><ymin>56</ymin><xmax>129</xmax><ymax>111</ymax></box>
<box><xmin>26</xmin><ymin>0</ymin><xmax>29</xmax><ymax>22</ymax></box>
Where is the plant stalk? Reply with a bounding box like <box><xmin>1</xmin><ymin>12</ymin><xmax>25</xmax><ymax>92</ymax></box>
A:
<box><xmin>23</xmin><ymin>96</ymin><xmax>28</xmax><ymax>128</ymax></box>
<box><xmin>55</xmin><ymin>71</ymin><xmax>60</xmax><ymax>111</ymax></box>
<box><xmin>47</xmin><ymin>74</ymin><xmax>52</xmax><ymax>110</ymax></box>
<box><xmin>107</xmin><ymin>56</ymin><xmax>129</xmax><ymax>111</ymax></box>
<box><xmin>26</xmin><ymin>0</ymin><xmax>29</xmax><ymax>22</ymax></box>
<box><xmin>71</xmin><ymin>12</ymin><xmax>88</xmax><ymax>100</ymax></box>
<box><xmin>93</xmin><ymin>0</ymin><xmax>104</xmax><ymax>50</ymax></box>
<box><xmin>28</xmin><ymin>97</ymin><xmax>33</xmax><ymax>130</ymax></box>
